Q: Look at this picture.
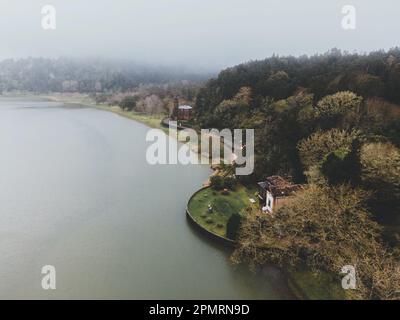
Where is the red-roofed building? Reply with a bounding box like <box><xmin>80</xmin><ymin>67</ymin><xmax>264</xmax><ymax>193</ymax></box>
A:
<box><xmin>257</xmin><ymin>176</ymin><xmax>303</xmax><ymax>213</ymax></box>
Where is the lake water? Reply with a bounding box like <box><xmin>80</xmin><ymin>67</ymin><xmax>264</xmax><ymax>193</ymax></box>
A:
<box><xmin>0</xmin><ymin>98</ymin><xmax>293</xmax><ymax>299</ymax></box>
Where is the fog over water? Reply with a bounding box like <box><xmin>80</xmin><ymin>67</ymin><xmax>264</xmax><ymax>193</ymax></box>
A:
<box><xmin>0</xmin><ymin>0</ymin><xmax>398</xmax><ymax>70</ymax></box>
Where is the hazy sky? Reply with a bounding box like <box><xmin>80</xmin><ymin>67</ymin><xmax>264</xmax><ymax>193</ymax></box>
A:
<box><xmin>0</xmin><ymin>0</ymin><xmax>398</xmax><ymax>70</ymax></box>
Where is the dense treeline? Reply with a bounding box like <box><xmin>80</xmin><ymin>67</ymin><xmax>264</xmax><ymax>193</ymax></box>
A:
<box><xmin>0</xmin><ymin>57</ymin><xmax>210</xmax><ymax>93</ymax></box>
<box><xmin>195</xmin><ymin>49</ymin><xmax>400</xmax><ymax>180</ymax></box>
<box><xmin>194</xmin><ymin>49</ymin><xmax>400</xmax><ymax>299</ymax></box>
<box><xmin>196</xmin><ymin>48</ymin><xmax>400</xmax><ymax>120</ymax></box>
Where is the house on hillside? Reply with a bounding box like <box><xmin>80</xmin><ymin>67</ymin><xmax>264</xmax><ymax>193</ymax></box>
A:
<box><xmin>257</xmin><ymin>176</ymin><xmax>303</xmax><ymax>213</ymax></box>
<box><xmin>178</xmin><ymin>105</ymin><xmax>193</xmax><ymax>121</ymax></box>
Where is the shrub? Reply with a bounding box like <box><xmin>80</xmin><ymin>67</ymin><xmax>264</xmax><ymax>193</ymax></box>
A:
<box><xmin>119</xmin><ymin>96</ymin><xmax>139</xmax><ymax>111</ymax></box>
<box><xmin>226</xmin><ymin>213</ymin><xmax>242</xmax><ymax>240</ymax></box>
<box><xmin>210</xmin><ymin>175</ymin><xmax>224</xmax><ymax>190</ymax></box>
<box><xmin>206</xmin><ymin>217</ymin><xmax>214</xmax><ymax>224</ymax></box>
<box><xmin>361</xmin><ymin>142</ymin><xmax>400</xmax><ymax>219</ymax></box>
<box><xmin>223</xmin><ymin>176</ymin><xmax>237</xmax><ymax>189</ymax></box>
<box><xmin>205</xmin><ymin>217</ymin><xmax>214</xmax><ymax>224</ymax></box>
<box><xmin>321</xmin><ymin>140</ymin><xmax>361</xmax><ymax>186</ymax></box>
<box><xmin>210</xmin><ymin>175</ymin><xmax>237</xmax><ymax>191</ymax></box>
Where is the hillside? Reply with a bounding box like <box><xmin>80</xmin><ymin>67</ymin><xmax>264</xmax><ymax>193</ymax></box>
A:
<box><xmin>196</xmin><ymin>49</ymin><xmax>400</xmax><ymax>300</ymax></box>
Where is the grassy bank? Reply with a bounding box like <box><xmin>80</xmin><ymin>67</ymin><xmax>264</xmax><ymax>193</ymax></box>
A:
<box><xmin>39</xmin><ymin>92</ymin><xmax>168</xmax><ymax>132</ymax></box>
<box><xmin>92</xmin><ymin>104</ymin><xmax>166</xmax><ymax>131</ymax></box>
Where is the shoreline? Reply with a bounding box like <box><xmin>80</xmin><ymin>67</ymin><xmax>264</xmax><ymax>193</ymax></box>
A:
<box><xmin>1</xmin><ymin>92</ymin><xmax>233</xmax><ymax>183</ymax></box>
<box><xmin>39</xmin><ymin>93</ymin><xmax>168</xmax><ymax>131</ymax></box>
<box><xmin>40</xmin><ymin>93</ymin><xmax>216</xmax><ymax>177</ymax></box>
<box><xmin>3</xmin><ymin>92</ymin><xmax>335</xmax><ymax>300</ymax></box>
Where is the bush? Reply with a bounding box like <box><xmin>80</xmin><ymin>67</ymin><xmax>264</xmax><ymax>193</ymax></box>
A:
<box><xmin>321</xmin><ymin>140</ymin><xmax>361</xmax><ymax>185</ymax></box>
<box><xmin>119</xmin><ymin>96</ymin><xmax>139</xmax><ymax>111</ymax></box>
<box><xmin>210</xmin><ymin>175</ymin><xmax>224</xmax><ymax>190</ymax></box>
<box><xmin>210</xmin><ymin>175</ymin><xmax>237</xmax><ymax>191</ymax></box>
<box><xmin>223</xmin><ymin>176</ymin><xmax>237</xmax><ymax>189</ymax></box>
<box><xmin>226</xmin><ymin>213</ymin><xmax>242</xmax><ymax>240</ymax></box>
<box><xmin>205</xmin><ymin>217</ymin><xmax>214</xmax><ymax>224</ymax></box>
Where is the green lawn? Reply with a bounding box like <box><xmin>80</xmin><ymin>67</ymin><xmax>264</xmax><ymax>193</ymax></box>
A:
<box><xmin>188</xmin><ymin>184</ymin><xmax>257</xmax><ymax>238</ymax></box>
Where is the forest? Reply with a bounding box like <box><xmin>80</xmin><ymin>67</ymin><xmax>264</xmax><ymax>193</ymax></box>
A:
<box><xmin>195</xmin><ymin>49</ymin><xmax>400</xmax><ymax>180</ymax></box>
<box><xmin>193</xmin><ymin>49</ymin><xmax>400</xmax><ymax>299</ymax></box>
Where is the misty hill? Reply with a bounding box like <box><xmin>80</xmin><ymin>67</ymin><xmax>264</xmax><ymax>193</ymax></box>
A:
<box><xmin>0</xmin><ymin>57</ymin><xmax>211</xmax><ymax>93</ymax></box>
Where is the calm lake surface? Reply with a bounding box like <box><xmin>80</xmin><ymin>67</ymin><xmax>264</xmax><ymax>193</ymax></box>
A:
<box><xmin>0</xmin><ymin>98</ymin><xmax>293</xmax><ymax>299</ymax></box>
